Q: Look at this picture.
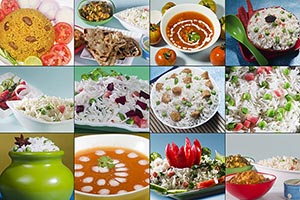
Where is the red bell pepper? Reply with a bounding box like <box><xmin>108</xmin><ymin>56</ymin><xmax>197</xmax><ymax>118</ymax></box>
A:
<box><xmin>165</xmin><ymin>137</ymin><xmax>202</xmax><ymax>168</ymax></box>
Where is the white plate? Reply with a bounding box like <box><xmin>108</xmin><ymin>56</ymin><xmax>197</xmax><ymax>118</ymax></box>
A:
<box><xmin>0</xmin><ymin>0</ymin><xmax>74</xmax><ymax>66</ymax></box>
<box><xmin>0</xmin><ymin>73</ymin><xmax>42</xmax><ymax>118</ymax></box>
<box><xmin>80</xmin><ymin>26</ymin><xmax>143</xmax><ymax>65</ymax></box>
<box><xmin>114</xmin><ymin>5</ymin><xmax>149</xmax><ymax>36</ymax></box>
<box><xmin>7</xmin><ymin>100</ymin><xmax>73</xmax><ymax>132</ymax></box>
<box><xmin>150</xmin><ymin>67</ymin><xmax>220</xmax><ymax>129</ymax></box>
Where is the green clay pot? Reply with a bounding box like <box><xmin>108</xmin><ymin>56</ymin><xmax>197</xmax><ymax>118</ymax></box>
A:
<box><xmin>0</xmin><ymin>151</ymin><xmax>73</xmax><ymax>200</ymax></box>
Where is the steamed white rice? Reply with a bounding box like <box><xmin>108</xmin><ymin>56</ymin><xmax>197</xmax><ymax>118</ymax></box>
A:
<box><xmin>150</xmin><ymin>155</ymin><xmax>223</xmax><ymax>190</ymax></box>
<box><xmin>16</xmin><ymin>96</ymin><xmax>74</xmax><ymax>122</ymax></box>
<box><xmin>257</xmin><ymin>156</ymin><xmax>300</xmax><ymax>171</ymax></box>
<box><xmin>12</xmin><ymin>136</ymin><xmax>60</xmax><ymax>152</ymax></box>
<box><xmin>226</xmin><ymin>67</ymin><xmax>300</xmax><ymax>132</ymax></box>
<box><xmin>247</xmin><ymin>7</ymin><xmax>300</xmax><ymax>51</ymax></box>
<box><xmin>118</xmin><ymin>6</ymin><xmax>149</xmax><ymax>31</ymax></box>
<box><xmin>151</xmin><ymin>67</ymin><xmax>219</xmax><ymax>128</ymax></box>
<box><xmin>75</xmin><ymin>75</ymin><xmax>149</xmax><ymax>128</ymax></box>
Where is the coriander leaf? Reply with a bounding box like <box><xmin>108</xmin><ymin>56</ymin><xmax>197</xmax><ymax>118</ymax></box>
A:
<box><xmin>98</xmin><ymin>156</ymin><xmax>115</xmax><ymax>169</ymax></box>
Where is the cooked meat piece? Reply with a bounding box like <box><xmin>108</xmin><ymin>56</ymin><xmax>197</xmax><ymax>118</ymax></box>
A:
<box><xmin>170</xmin><ymin>73</ymin><xmax>177</xmax><ymax>78</ymax></box>
<box><xmin>170</xmin><ymin>111</ymin><xmax>181</xmax><ymax>122</ymax></box>
<box><xmin>205</xmin><ymin>80</ymin><xmax>214</xmax><ymax>89</ymax></box>
<box><xmin>201</xmin><ymin>71</ymin><xmax>209</xmax><ymax>79</ymax></box>
<box><xmin>156</xmin><ymin>83</ymin><xmax>164</xmax><ymax>92</ymax></box>
<box><xmin>191</xmin><ymin>110</ymin><xmax>201</xmax><ymax>119</ymax></box>
<box><xmin>162</xmin><ymin>92</ymin><xmax>171</xmax><ymax>103</ymax></box>
<box><xmin>181</xmin><ymin>68</ymin><xmax>192</xmax><ymax>74</ymax></box>
<box><xmin>183</xmin><ymin>76</ymin><xmax>192</xmax><ymax>84</ymax></box>
<box><xmin>172</xmin><ymin>86</ymin><xmax>182</xmax><ymax>96</ymax></box>
<box><xmin>202</xmin><ymin>90</ymin><xmax>211</xmax><ymax>98</ymax></box>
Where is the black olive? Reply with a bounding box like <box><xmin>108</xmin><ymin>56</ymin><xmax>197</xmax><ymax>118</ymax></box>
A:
<box><xmin>265</xmin><ymin>15</ymin><xmax>276</xmax><ymax>23</ymax></box>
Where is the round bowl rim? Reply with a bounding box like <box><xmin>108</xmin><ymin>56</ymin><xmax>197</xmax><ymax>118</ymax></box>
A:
<box><xmin>226</xmin><ymin>171</ymin><xmax>277</xmax><ymax>186</ymax></box>
<box><xmin>74</xmin><ymin>134</ymin><xmax>149</xmax><ymax>198</ymax></box>
<box><xmin>77</xmin><ymin>0</ymin><xmax>116</xmax><ymax>25</ymax></box>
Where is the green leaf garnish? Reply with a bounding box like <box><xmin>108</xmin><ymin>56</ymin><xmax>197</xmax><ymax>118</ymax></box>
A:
<box><xmin>98</xmin><ymin>156</ymin><xmax>115</xmax><ymax>169</ymax></box>
<box><xmin>188</xmin><ymin>31</ymin><xmax>201</xmax><ymax>43</ymax></box>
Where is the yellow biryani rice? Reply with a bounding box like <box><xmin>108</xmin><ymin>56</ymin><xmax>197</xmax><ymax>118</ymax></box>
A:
<box><xmin>0</xmin><ymin>8</ymin><xmax>55</xmax><ymax>61</ymax></box>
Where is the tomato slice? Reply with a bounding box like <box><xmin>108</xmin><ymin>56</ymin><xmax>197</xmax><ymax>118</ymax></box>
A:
<box><xmin>1</xmin><ymin>0</ymin><xmax>19</xmax><ymax>15</ymax></box>
<box><xmin>54</xmin><ymin>22</ymin><xmax>73</xmax><ymax>44</ymax></box>
<box><xmin>50</xmin><ymin>44</ymin><xmax>71</xmax><ymax>65</ymax></box>
<box><xmin>196</xmin><ymin>179</ymin><xmax>217</xmax><ymax>189</ymax></box>
<box><xmin>0</xmin><ymin>9</ymin><xmax>5</xmax><ymax>22</ymax></box>
<box><xmin>41</xmin><ymin>52</ymin><xmax>62</xmax><ymax>66</ymax></box>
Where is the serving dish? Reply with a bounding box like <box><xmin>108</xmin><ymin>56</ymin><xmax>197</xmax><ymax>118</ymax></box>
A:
<box><xmin>0</xmin><ymin>72</ymin><xmax>42</xmax><ymax>118</ymax></box>
<box><xmin>75</xmin><ymin>67</ymin><xmax>149</xmax><ymax>133</ymax></box>
<box><xmin>160</xmin><ymin>4</ymin><xmax>220</xmax><ymax>53</ymax></box>
<box><xmin>114</xmin><ymin>5</ymin><xmax>149</xmax><ymax>36</ymax></box>
<box><xmin>226</xmin><ymin>172</ymin><xmax>276</xmax><ymax>199</ymax></box>
<box><xmin>77</xmin><ymin>0</ymin><xmax>115</xmax><ymax>26</ymax></box>
<box><xmin>79</xmin><ymin>26</ymin><xmax>142</xmax><ymax>65</ymax></box>
<box><xmin>150</xmin><ymin>0</ymin><xmax>225</xmax><ymax>66</ymax></box>
<box><xmin>151</xmin><ymin>67</ymin><xmax>220</xmax><ymax>129</ymax></box>
<box><xmin>0</xmin><ymin>0</ymin><xmax>74</xmax><ymax>66</ymax></box>
<box><xmin>6</xmin><ymin>100</ymin><xmax>73</xmax><ymax>132</ymax></box>
<box><xmin>226</xmin><ymin>0</ymin><xmax>300</xmax><ymax>65</ymax></box>
<box><xmin>74</xmin><ymin>134</ymin><xmax>149</xmax><ymax>200</ymax></box>
<box><xmin>253</xmin><ymin>162</ymin><xmax>300</xmax><ymax>187</ymax></box>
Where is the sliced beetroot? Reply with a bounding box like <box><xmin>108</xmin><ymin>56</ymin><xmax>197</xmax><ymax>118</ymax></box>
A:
<box><xmin>76</xmin><ymin>105</ymin><xmax>84</xmax><ymax>113</ymax></box>
<box><xmin>126</xmin><ymin>110</ymin><xmax>136</xmax><ymax>117</ymax></box>
<box><xmin>107</xmin><ymin>83</ymin><xmax>114</xmax><ymax>91</ymax></box>
<box><xmin>140</xmin><ymin>90</ymin><xmax>150</xmax><ymax>99</ymax></box>
<box><xmin>115</xmin><ymin>96</ymin><xmax>126</xmax><ymax>105</ymax></box>
<box><xmin>136</xmin><ymin>100</ymin><xmax>147</xmax><ymax>110</ymax></box>
<box><xmin>135</xmin><ymin>108</ymin><xmax>144</xmax><ymax>118</ymax></box>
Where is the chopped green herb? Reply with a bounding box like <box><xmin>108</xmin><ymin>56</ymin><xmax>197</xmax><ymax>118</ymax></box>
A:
<box><xmin>166</xmin><ymin>86</ymin><xmax>171</xmax><ymax>91</ymax></box>
<box><xmin>225</xmin><ymin>94</ymin><xmax>231</xmax><ymax>102</ymax></box>
<box><xmin>198</xmin><ymin>106</ymin><xmax>204</xmax><ymax>112</ymax></box>
<box><xmin>156</xmin><ymin>101</ymin><xmax>161</xmax><ymax>105</ymax></box>
<box><xmin>118</xmin><ymin>113</ymin><xmax>125</xmax><ymax>121</ymax></box>
<box><xmin>285</xmin><ymin>102</ymin><xmax>292</xmax><ymax>111</ymax></box>
<box><xmin>225</xmin><ymin>108</ymin><xmax>229</xmax><ymax>115</ymax></box>
<box><xmin>287</xmin><ymin>13</ymin><xmax>292</xmax><ymax>18</ymax></box>
<box><xmin>293</xmin><ymin>94</ymin><xmax>300</xmax><ymax>101</ymax></box>
<box><xmin>207</xmin><ymin>99</ymin><xmax>213</xmax><ymax>105</ymax></box>
<box><xmin>186</xmin><ymin>101</ymin><xmax>192</xmax><ymax>107</ymax></box>
<box><xmin>276</xmin><ymin>113</ymin><xmax>283</xmax><ymax>121</ymax></box>
<box><xmin>175</xmin><ymin>104</ymin><xmax>181</xmax><ymax>111</ymax></box>
<box><xmin>162</xmin><ymin>111</ymin><xmax>167</xmax><ymax>117</ymax></box>
<box><xmin>211</xmin><ymin>90</ymin><xmax>216</xmax><ymax>95</ymax></box>
<box><xmin>283</xmin><ymin>68</ymin><xmax>290</xmax><ymax>75</ymax></box>
<box><xmin>260</xmin><ymin>81</ymin><xmax>268</xmax><ymax>88</ymax></box>
<box><xmin>231</xmin><ymin>75</ymin><xmax>238</xmax><ymax>84</ymax></box>
<box><xmin>254</xmin><ymin>27</ymin><xmax>259</xmax><ymax>33</ymax></box>
<box><xmin>126</xmin><ymin>118</ymin><xmax>134</xmax><ymax>125</ymax></box>
<box><xmin>188</xmin><ymin>31</ymin><xmax>201</xmax><ymax>42</ymax></box>
<box><xmin>45</xmin><ymin>104</ymin><xmax>53</xmax><ymax>110</ymax></box>
<box><xmin>277</xmin><ymin>107</ymin><xmax>285</xmax><ymax>115</ymax></box>
<box><xmin>288</xmin><ymin>29</ymin><xmax>294</xmax><ymax>34</ymax></box>
<box><xmin>89</xmin><ymin>98</ymin><xmax>96</xmax><ymax>105</ymax></box>
<box><xmin>258</xmin><ymin>121</ymin><xmax>267</xmax><ymax>129</ymax></box>
<box><xmin>241</xmin><ymin>107</ymin><xmax>248</xmax><ymax>114</ymax></box>
<box><xmin>174</xmin><ymin>77</ymin><xmax>179</xmax><ymax>85</ymax></box>
<box><xmin>287</xmin><ymin>42</ymin><xmax>293</xmax><ymax>47</ymax></box>
<box><xmin>263</xmin><ymin>93</ymin><xmax>272</xmax><ymax>100</ymax></box>
<box><xmin>242</xmin><ymin>93</ymin><xmax>251</xmax><ymax>100</ymax></box>
<box><xmin>275</xmin><ymin>36</ymin><xmax>280</xmax><ymax>44</ymax></box>
<box><xmin>228</xmin><ymin>99</ymin><xmax>235</xmax><ymax>106</ymax></box>
<box><xmin>150</xmin><ymin>152</ymin><xmax>162</xmax><ymax>162</ymax></box>
<box><xmin>227</xmin><ymin>123</ymin><xmax>236</xmax><ymax>130</ymax></box>
<box><xmin>266</xmin><ymin>109</ymin><xmax>275</xmax><ymax>117</ymax></box>
<box><xmin>38</xmin><ymin>108</ymin><xmax>46</xmax><ymax>115</ymax></box>
<box><xmin>180</xmin><ymin>112</ymin><xmax>185</xmax><ymax>118</ymax></box>
<box><xmin>249</xmin><ymin>66</ymin><xmax>256</xmax><ymax>72</ymax></box>
<box><xmin>194</xmin><ymin>76</ymin><xmax>200</xmax><ymax>80</ymax></box>
<box><xmin>281</xmin><ymin>17</ymin><xmax>285</xmax><ymax>22</ymax></box>
<box><xmin>186</xmin><ymin>83</ymin><xmax>191</xmax><ymax>89</ymax></box>
<box><xmin>98</xmin><ymin>156</ymin><xmax>115</xmax><ymax>169</ymax></box>
<box><xmin>284</xmin><ymin>82</ymin><xmax>290</xmax><ymax>89</ymax></box>
<box><xmin>272</xmin><ymin>22</ymin><xmax>278</xmax><ymax>27</ymax></box>
<box><xmin>285</xmin><ymin>94</ymin><xmax>293</xmax><ymax>102</ymax></box>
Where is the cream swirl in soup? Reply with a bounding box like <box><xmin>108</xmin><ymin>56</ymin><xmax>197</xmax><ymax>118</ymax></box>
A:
<box><xmin>166</xmin><ymin>11</ymin><xmax>214</xmax><ymax>51</ymax></box>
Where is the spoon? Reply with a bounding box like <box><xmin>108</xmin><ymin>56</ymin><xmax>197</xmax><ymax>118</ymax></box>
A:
<box><xmin>226</xmin><ymin>14</ymin><xmax>268</xmax><ymax>66</ymax></box>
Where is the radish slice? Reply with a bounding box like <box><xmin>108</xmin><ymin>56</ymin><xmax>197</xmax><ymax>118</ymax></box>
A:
<box><xmin>15</xmin><ymin>85</ymin><xmax>31</xmax><ymax>99</ymax></box>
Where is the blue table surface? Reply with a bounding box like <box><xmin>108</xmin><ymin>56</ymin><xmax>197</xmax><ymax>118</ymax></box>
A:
<box><xmin>150</xmin><ymin>134</ymin><xmax>225</xmax><ymax>200</ymax></box>
<box><xmin>150</xmin><ymin>67</ymin><xmax>225</xmax><ymax>119</ymax></box>
<box><xmin>226</xmin><ymin>0</ymin><xmax>300</xmax><ymax>66</ymax></box>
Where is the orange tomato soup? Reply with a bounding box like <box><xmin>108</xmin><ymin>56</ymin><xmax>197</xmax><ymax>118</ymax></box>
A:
<box><xmin>75</xmin><ymin>147</ymin><xmax>149</xmax><ymax>195</ymax></box>
<box><xmin>166</xmin><ymin>11</ymin><xmax>214</xmax><ymax>50</ymax></box>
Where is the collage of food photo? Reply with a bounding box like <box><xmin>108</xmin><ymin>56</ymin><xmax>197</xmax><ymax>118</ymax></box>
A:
<box><xmin>0</xmin><ymin>0</ymin><xmax>299</xmax><ymax>200</ymax></box>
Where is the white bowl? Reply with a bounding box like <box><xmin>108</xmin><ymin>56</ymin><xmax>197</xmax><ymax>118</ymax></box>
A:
<box><xmin>253</xmin><ymin>163</ymin><xmax>300</xmax><ymax>187</ymax></box>
<box><xmin>6</xmin><ymin>101</ymin><xmax>73</xmax><ymax>132</ymax></box>
<box><xmin>74</xmin><ymin>134</ymin><xmax>149</xmax><ymax>200</ymax></box>
<box><xmin>160</xmin><ymin>4</ymin><xmax>220</xmax><ymax>53</ymax></box>
<box><xmin>114</xmin><ymin>5</ymin><xmax>149</xmax><ymax>36</ymax></box>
